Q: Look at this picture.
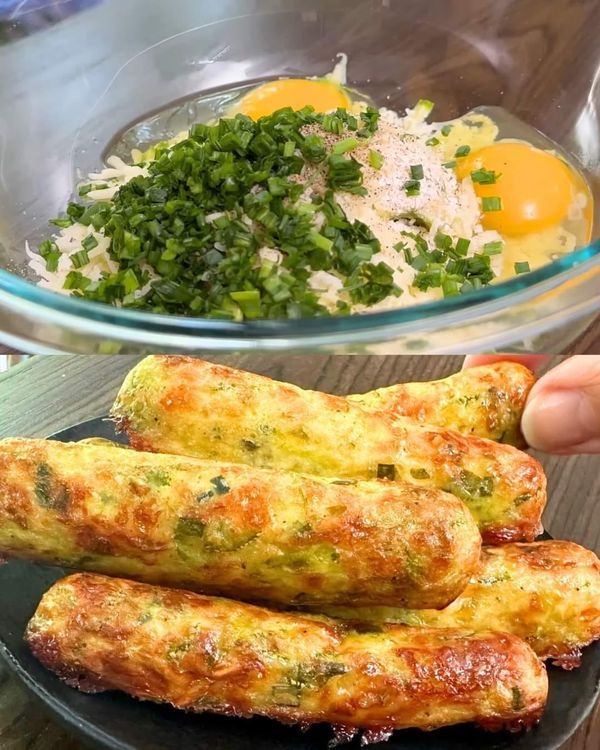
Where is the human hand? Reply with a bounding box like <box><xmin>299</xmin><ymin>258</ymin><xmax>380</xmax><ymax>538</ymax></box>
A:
<box><xmin>463</xmin><ymin>355</ymin><xmax>600</xmax><ymax>454</ymax></box>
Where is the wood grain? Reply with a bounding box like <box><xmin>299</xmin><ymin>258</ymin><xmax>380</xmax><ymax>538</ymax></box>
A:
<box><xmin>0</xmin><ymin>354</ymin><xmax>599</xmax><ymax>749</ymax></box>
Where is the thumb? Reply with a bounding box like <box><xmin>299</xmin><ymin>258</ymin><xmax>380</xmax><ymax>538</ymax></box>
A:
<box><xmin>521</xmin><ymin>356</ymin><xmax>600</xmax><ymax>454</ymax></box>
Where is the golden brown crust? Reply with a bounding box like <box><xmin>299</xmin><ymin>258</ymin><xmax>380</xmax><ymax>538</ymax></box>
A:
<box><xmin>26</xmin><ymin>573</ymin><xmax>548</xmax><ymax>735</ymax></box>
<box><xmin>112</xmin><ymin>356</ymin><xmax>546</xmax><ymax>543</ymax></box>
<box><xmin>319</xmin><ymin>541</ymin><xmax>600</xmax><ymax>667</ymax></box>
<box><xmin>349</xmin><ymin>362</ymin><xmax>535</xmax><ymax>447</ymax></box>
<box><xmin>0</xmin><ymin>438</ymin><xmax>481</xmax><ymax>609</ymax></box>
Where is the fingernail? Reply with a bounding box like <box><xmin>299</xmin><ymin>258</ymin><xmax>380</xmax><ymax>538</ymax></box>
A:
<box><xmin>522</xmin><ymin>389</ymin><xmax>600</xmax><ymax>451</ymax></box>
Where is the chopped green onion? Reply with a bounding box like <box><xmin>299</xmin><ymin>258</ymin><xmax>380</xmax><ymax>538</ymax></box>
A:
<box><xmin>368</xmin><ymin>150</ymin><xmax>384</xmax><ymax>170</ymax></box>
<box><xmin>442</xmin><ymin>277</ymin><xmax>460</xmax><ymax>297</ymax></box>
<box><xmin>268</xmin><ymin>177</ymin><xmax>288</xmax><ymax>196</ymax></box>
<box><xmin>34</xmin><ymin>102</ymin><xmax>502</xmax><ymax>316</ymax></box>
<box><xmin>455</xmin><ymin>145</ymin><xmax>471</xmax><ymax>158</ymax></box>
<box><xmin>327</xmin><ymin>154</ymin><xmax>366</xmax><ymax>195</ymax></box>
<box><xmin>442</xmin><ymin>160</ymin><xmax>457</xmax><ymax>169</ymax></box>
<box><xmin>483</xmin><ymin>241</ymin><xmax>503</xmax><ymax>255</ymax></box>
<box><xmin>309</xmin><ymin>232</ymin><xmax>334</xmax><ymax>252</ymax></box>
<box><xmin>122</xmin><ymin>268</ymin><xmax>141</xmax><ymax>294</ymax></box>
<box><xmin>404</xmin><ymin>180</ymin><xmax>421</xmax><ymax>197</ymax></box>
<box><xmin>514</xmin><ymin>261</ymin><xmax>531</xmax><ymax>274</ymax></box>
<box><xmin>39</xmin><ymin>240</ymin><xmax>61</xmax><ymax>272</ymax></box>
<box><xmin>471</xmin><ymin>168</ymin><xmax>498</xmax><ymax>185</ymax></box>
<box><xmin>49</xmin><ymin>217</ymin><xmax>73</xmax><ymax>228</ymax></box>
<box><xmin>63</xmin><ymin>271</ymin><xmax>91</xmax><ymax>290</ymax></box>
<box><xmin>440</xmin><ymin>124</ymin><xmax>453</xmax><ymax>137</ymax></box>
<box><xmin>230</xmin><ymin>290</ymin><xmax>261</xmax><ymax>319</ymax></box>
<box><xmin>426</xmin><ymin>137</ymin><xmax>440</xmax><ymax>147</ymax></box>
<box><xmin>410</xmin><ymin>164</ymin><xmax>424</xmax><ymax>180</ymax></box>
<box><xmin>414</xmin><ymin>99</ymin><xmax>435</xmax><ymax>119</ymax></box>
<box><xmin>70</xmin><ymin>249</ymin><xmax>90</xmax><ymax>269</ymax></box>
<box><xmin>434</xmin><ymin>233</ymin><xmax>453</xmax><ymax>250</ymax></box>
<box><xmin>455</xmin><ymin>238</ymin><xmax>471</xmax><ymax>256</ymax></box>
<box><xmin>377</xmin><ymin>464</ymin><xmax>396</xmax><ymax>480</ymax></box>
<box><xmin>482</xmin><ymin>196</ymin><xmax>503</xmax><ymax>212</ymax></box>
<box><xmin>44</xmin><ymin>253</ymin><xmax>61</xmax><ymax>272</ymax></box>
<box><xmin>332</xmin><ymin>137</ymin><xmax>359</xmax><ymax>155</ymax></box>
<box><xmin>296</xmin><ymin>202</ymin><xmax>319</xmax><ymax>215</ymax></box>
<box><xmin>81</xmin><ymin>234</ymin><xmax>99</xmax><ymax>252</ymax></box>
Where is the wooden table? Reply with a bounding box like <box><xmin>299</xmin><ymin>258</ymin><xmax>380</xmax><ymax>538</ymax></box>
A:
<box><xmin>0</xmin><ymin>354</ymin><xmax>598</xmax><ymax>749</ymax></box>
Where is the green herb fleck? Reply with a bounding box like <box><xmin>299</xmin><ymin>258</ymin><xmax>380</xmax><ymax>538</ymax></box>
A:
<box><xmin>167</xmin><ymin>641</ymin><xmax>192</xmax><ymax>663</ymax></box>
<box><xmin>447</xmin><ymin>470</ymin><xmax>494</xmax><ymax>501</ymax></box>
<box><xmin>368</xmin><ymin>150</ymin><xmax>384</xmax><ymax>170</ymax></box>
<box><xmin>455</xmin><ymin>238</ymin><xmax>471</xmax><ymax>256</ymax></box>
<box><xmin>404</xmin><ymin>180</ymin><xmax>421</xmax><ymax>197</ymax></box>
<box><xmin>482</xmin><ymin>196</ymin><xmax>503</xmax><ymax>212</ymax></box>
<box><xmin>511</xmin><ymin>687</ymin><xmax>524</xmax><ymax>711</ymax></box>
<box><xmin>145</xmin><ymin>469</ymin><xmax>171</xmax><ymax>487</ymax></box>
<box><xmin>483</xmin><ymin>241</ymin><xmax>503</xmax><ymax>255</ymax></box>
<box><xmin>34</xmin><ymin>463</ymin><xmax>69</xmax><ymax>511</ymax></box>
<box><xmin>514</xmin><ymin>493</ymin><xmax>532</xmax><ymax>506</ymax></box>
<box><xmin>81</xmin><ymin>234</ymin><xmax>99</xmax><ymax>252</ymax></box>
<box><xmin>410</xmin><ymin>468</ymin><xmax>430</xmax><ymax>480</ymax></box>
<box><xmin>332</xmin><ymin>137</ymin><xmax>359</xmax><ymax>155</ymax></box>
<box><xmin>377</xmin><ymin>464</ymin><xmax>396</xmax><ymax>480</ymax></box>
<box><xmin>470</xmin><ymin>168</ymin><xmax>498</xmax><ymax>185</ymax></box>
<box><xmin>210</xmin><ymin>476</ymin><xmax>230</xmax><ymax>495</ymax></box>
<box><xmin>410</xmin><ymin>164</ymin><xmax>424</xmax><ymax>180</ymax></box>
<box><xmin>175</xmin><ymin>518</ymin><xmax>206</xmax><ymax>540</ymax></box>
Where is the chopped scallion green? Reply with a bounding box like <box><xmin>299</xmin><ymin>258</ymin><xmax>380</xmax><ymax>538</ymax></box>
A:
<box><xmin>309</xmin><ymin>232</ymin><xmax>334</xmax><ymax>252</ymax></box>
<box><xmin>404</xmin><ymin>180</ymin><xmax>421</xmax><ymax>197</ymax></box>
<box><xmin>70</xmin><ymin>249</ymin><xmax>90</xmax><ymax>269</ymax></box>
<box><xmin>514</xmin><ymin>261</ymin><xmax>531</xmax><ymax>274</ymax></box>
<box><xmin>471</xmin><ymin>168</ymin><xmax>498</xmax><ymax>185</ymax></box>
<box><xmin>332</xmin><ymin>137</ymin><xmax>359</xmax><ymax>155</ymax></box>
<box><xmin>482</xmin><ymin>196</ymin><xmax>503</xmax><ymax>212</ymax></box>
<box><xmin>410</xmin><ymin>164</ymin><xmax>424</xmax><ymax>180</ymax></box>
<box><xmin>455</xmin><ymin>238</ymin><xmax>471</xmax><ymax>256</ymax></box>
<box><xmin>49</xmin><ymin>217</ymin><xmax>73</xmax><ymax>228</ymax></box>
<box><xmin>230</xmin><ymin>290</ymin><xmax>261</xmax><ymax>319</ymax></box>
<box><xmin>483</xmin><ymin>241</ymin><xmax>503</xmax><ymax>255</ymax></box>
<box><xmin>81</xmin><ymin>234</ymin><xmax>99</xmax><ymax>252</ymax></box>
<box><xmin>368</xmin><ymin>150</ymin><xmax>384</xmax><ymax>170</ymax></box>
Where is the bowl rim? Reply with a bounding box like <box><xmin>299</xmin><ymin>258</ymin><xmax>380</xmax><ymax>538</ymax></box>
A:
<box><xmin>1</xmin><ymin>242</ymin><xmax>599</xmax><ymax>340</ymax></box>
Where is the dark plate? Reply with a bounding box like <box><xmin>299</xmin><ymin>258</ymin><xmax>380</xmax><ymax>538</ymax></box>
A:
<box><xmin>1</xmin><ymin>417</ymin><xmax>599</xmax><ymax>750</ymax></box>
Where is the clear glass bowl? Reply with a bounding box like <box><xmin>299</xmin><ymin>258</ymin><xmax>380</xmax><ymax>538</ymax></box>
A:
<box><xmin>0</xmin><ymin>0</ymin><xmax>599</xmax><ymax>353</ymax></box>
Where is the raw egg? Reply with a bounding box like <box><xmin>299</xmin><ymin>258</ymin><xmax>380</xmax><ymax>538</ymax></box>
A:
<box><xmin>236</xmin><ymin>78</ymin><xmax>351</xmax><ymax>120</ymax></box>
<box><xmin>456</xmin><ymin>142</ymin><xmax>579</xmax><ymax>236</ymax></box>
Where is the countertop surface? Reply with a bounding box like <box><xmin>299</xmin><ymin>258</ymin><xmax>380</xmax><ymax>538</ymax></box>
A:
<box><xmin>0</xmin><ymin>354</ymin><xmax>598</xmax><ymax>749</ymax></box>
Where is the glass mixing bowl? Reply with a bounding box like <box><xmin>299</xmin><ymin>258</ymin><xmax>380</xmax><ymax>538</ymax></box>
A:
<box><xmin>0</xmin><ymin>0</ymin><xmax>599</xmax><ymax>353</ymax></box>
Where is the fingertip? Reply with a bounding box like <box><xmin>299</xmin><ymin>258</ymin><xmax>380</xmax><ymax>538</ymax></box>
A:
<box><xmin>522</xmin><ymin>388</ymin><xmax>600</xmax><ymax>454</ymax></box>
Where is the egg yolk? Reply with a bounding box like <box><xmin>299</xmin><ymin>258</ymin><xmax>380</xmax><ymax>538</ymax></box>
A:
<box><xmin>236</xmin><ymin>78</ymin><xmax>351</xmax><ymax>120</ymax></box>
<box><xmin>456</xmin><ymin>142</ymin><xmax>578</xmax><ymax>236</ymax></box>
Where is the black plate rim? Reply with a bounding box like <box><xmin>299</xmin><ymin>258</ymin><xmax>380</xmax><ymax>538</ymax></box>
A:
<box><xmin>0</xmin><ymin>416</ymin><xmax>599</xmax><ymax>750</ymax></box>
